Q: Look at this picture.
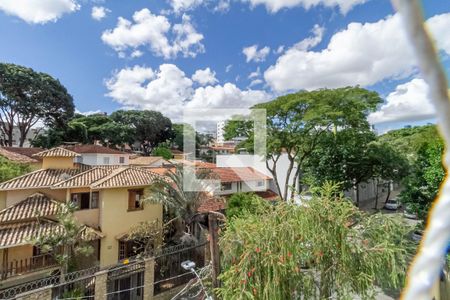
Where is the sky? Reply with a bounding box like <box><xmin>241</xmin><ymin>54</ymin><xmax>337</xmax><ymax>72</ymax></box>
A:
<box><xmin>0</xmin><ymin>0</ymin><xmax>449</xmax><ymax>134</ymax></box>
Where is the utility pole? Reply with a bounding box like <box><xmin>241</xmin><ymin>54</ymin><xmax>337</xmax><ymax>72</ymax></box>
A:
<box><xmin>208</xmin><ymin>212</ymin><xmax>221</xmax><ymax>289</ymax></box>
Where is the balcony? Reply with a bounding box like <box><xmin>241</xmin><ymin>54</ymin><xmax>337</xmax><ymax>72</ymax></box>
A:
<box><xmin>1</xmin><ymin>253</ymin><xmax>58</xmax><ymax>280</ymax></box>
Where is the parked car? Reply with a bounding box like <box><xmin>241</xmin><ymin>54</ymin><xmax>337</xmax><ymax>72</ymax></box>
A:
<box><xmin>404</xmin><ymin>206</ymin><xmax>418</xmax><ymax>219</ymax></box>
<box><xmin>384</xmin><ymin>198</ymin><xmax>401</xmax><ymax>210</ymax></box>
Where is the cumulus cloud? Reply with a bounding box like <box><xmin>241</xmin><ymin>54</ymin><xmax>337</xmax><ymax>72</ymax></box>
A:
<box><xmin>368</xmin><ymin>78</ymin><xmax>436</xmax><ymax>124</ymax></box>
<box><xmin>0</xmin><ymin>0</ymin><xmax>80</xmax><ymax>24</ymax></box>
<box><xmin>75</xmin><ymin>109</ymin><xmax>104</xmax><ymax>116</ymax></box>
<box><xmin>168</xmin><ymin>0</ymin><xmax>203</xmax><ymax>14</ymax></box>
<box><xmin>265</xmin><ymin>13</ymin><xmax>450</xmax><ymax>92</ymax></box>
<box><xmin>106</xmin><ymin>64</ymin><xmax>271</xmax><ymax>120</ymax></box>
<box><xmin>91</xmin><ymin>6</ymin><xmax>110</xmax><ymax>21</ymax></box>
<box><xmin>225</xmin><ymin>64</ymin><xmax>233</xmax><ymax>72</ymax></box>
<box><xmin>248</xmin><ymin>79</ymin><xmax>263</xmax><ymax>88</ymax></box>
<box><xmin>101</xmin><ymin>9</ymin><xmax>204</xmax><ymax>59</ymax></box>
<box><xmin>292</xmin><ymin>24</ymin><xmax>324</xmax><ymax>51</ymax></box>
<box><xmin>248</xmin><ymin>67</ymin><xmax>261</xmax><ymax>79</ymax></box>
<box><xmin>243</xmin><ymin>0</ymin><xmax>367</xmax><ymax>14</ymax></box>
<box><xmin>242</xmin><ymin>45</ymin><xmax>270</xmax><ymax>63</ymax></box>
<box><xmin>192</xmin><ymin>68</ymin><xmax>218</xmax><ymax>86</ymax></box>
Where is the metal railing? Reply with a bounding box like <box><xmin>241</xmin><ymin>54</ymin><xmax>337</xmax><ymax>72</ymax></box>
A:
<box><xmin>0</xmin><ymin>253</ymin><xmax>57</xmax><ymax>280</ymax></box>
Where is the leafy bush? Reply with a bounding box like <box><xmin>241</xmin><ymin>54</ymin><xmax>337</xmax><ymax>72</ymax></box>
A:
<box><xmin>226</xmin><ymin>193</ymin><xmax>271</xmax><ymax>218</ymax></box>
<box><xmin>152</xmin><ymin>146</ymin><xmax>173</xmax><ymax>160</ymax></box>
<box><xmin>219</xmin><ymin>184</ymin><xmax>415</xmax><ymax>299</ymax></box>
<box><xmin>0</xmin><ymin>157</ymin><xmax>31</xmax><ymax>183</ymax></box>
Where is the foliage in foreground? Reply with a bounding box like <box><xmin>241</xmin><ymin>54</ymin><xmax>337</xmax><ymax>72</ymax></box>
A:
<box><xmin>0</xmin><ymin>156</ymin><xmax>31</xmax><ymax>183</ymax></box>
<box><xmin>219</xmin><ymin>183</ymin><xmax>415</xmax><ymax>300</ymax></box>
<box><xmin>226</xmin><ymin>193</ymin><xmax>271</xmax><ymax>218</ymax></box>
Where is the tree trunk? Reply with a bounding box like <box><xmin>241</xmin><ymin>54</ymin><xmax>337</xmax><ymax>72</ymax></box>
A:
<box><xmin>385</xmin><ymin>181</ymin><xmax>392</xmax><ymax>204</ymax></box>
<box><xmin>354</xmin><ymin>181</ymin><xmax>360</xmax><ymax>207</ymax></box>
<box><xmin>283</xmin><ymin>156</ymin><xmax>295</xmax><ymax>202</ymax></box>
<box><xmin>266</xmin><ymin>156</ymin><xmax>283</xmax><ymax>200</ymax></box>
<box><xmin>374</xmin><ymin>178</ymin><xmax>379</xmax><ymax>210</ymax></box>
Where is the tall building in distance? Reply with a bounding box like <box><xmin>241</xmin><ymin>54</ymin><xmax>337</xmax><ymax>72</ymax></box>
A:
<box><xmin>216</xmin><ymin>120</ymin><xmax>226</xmax><ymax>145</ymax></box>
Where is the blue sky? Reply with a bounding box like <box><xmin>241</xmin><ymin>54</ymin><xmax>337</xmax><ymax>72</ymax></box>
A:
<box><xmin>0</xmin><ymin>0</ymin><xmax>448</xmax><ymax>133</ymax></box>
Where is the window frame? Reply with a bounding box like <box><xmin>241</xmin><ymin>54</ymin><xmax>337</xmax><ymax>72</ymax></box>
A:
<box><xmin>221</xmin><ymin>182</ymin><xmax>232</xmax><ymax>191</ymax></box>
<box><xmin>128</xmin><ymin>189</ymin><xmax>144</xmax><ymax>211</ymax></box>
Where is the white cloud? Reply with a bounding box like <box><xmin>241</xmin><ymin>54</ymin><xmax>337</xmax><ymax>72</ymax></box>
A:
<box><xmin>225</xmin><ymin>64</ymin><xmax>233</xmax><ymax>73</ymax></box>
<box><xmin>131</xmin><ymin>50</ymin><xmax>144</xmax><ymax>58</ymax></box>
<box><xmin>91</xmin><ymin>6</ymin><xmax>109</xmax><ymax>21</ymax></box>
<box><xmin>242</xmin><ymin>45</ymin><xmax>270</xmax><ymax>63</ymax></box>
<box><xmin>368</xmin><ymin>78</ymin><xmax>436</xmax><ymax>124</ymax></box>
<box><xmin>0</xmin><ymin>0</ymin><xmax>80</xmax><ymax>24</ymax></box>
<box><xmin>274</xmin><ymin>45</ymin><xmax>285</xmax><ymax>54</ymax></box>
<box><xmin>168</xmin><ymin>0</ymin><xmax>203</xmax><ymax>14</ymax></box>
<box><xmin>214</xmin><ymin>0</ymin><xmax>230</xmax><ymax>12</ymax></box>
<box><xmin>101</xmin><ymin>9</ymin><xmax>204</xmax><ymax>59</ymax></box>
<box><xmin>248</xmin><ymin>67</ymin><xmax>261</xmax><ymax>79</ymax></box>
<box><xmin>292</xmin><ymin>24</ymin><xmax>324</xmax><ymax>51</ymax></box>
<box><xmin>187</xmin><ymin>83</ymin><xmax>271</xmax><ymax>109</ymax></box>
<box><xmin>106</xmin><ymin>64</ymin><xmax>271</xmax><ymax>120</ymax></box>
<box><xmin>243</xmin><ymin>0</ymin><xmax>367</xmax><ymax>14</ymax></box>
<box><xmin>192</xmin><ymin>68</ymin><xmax>218</xmax><ymax>86</ymax></box>
<box><xmin>75</xmin><ymin>109</ymin><xmax>104</xmax><ymax>116</ymax></box>
<box><xmin>248</xmin><ymin>79</ymin><xmax>263</xmax><ymax>87</ymax></box>
<box><xmin>265</xmin><ymin>13</ymin><xmax>450</xmax><ymax>92</ymax></box>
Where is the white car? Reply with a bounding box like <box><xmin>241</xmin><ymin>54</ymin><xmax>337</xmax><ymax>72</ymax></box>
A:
<box><xmin>384</xmin><ymin>198</ymin><xmax>401</xmax><ymax>210</ymax></box>
<box><xmin>403</xmin><ymin>207</ymin><xmax>418</xmax><ymax>219</ymax></box>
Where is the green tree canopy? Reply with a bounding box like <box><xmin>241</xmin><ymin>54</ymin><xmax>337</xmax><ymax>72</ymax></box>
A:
<box><xmin>219</xmin><ymin>183</ymin><xmax>415</xmax><ymax>299</ymax></box>
<box><xmin>227</xmin><ymin>192</ymin><xmax>271</xmax><ymax>218</ymax></box>
<box><xmin>225</xmin><ymin>87</ymin><xmax>382</xmax><ymax>201</ymax></box>
<box><xmin>0</xmin><ymin>63</ymin><xmax>75</xmax><ymax>147</ymax></box>
<box><xmin>0</xmin><ymin>156</ymin><xmax>31</xmax><ymax>183</ymax></box>
<box><xmin>152</xmin><ymin>145</ymin><xmax>173</xmax><ymax>160</ymax></box>
<box><xmin>110</xmin><ymin>110</ymin><xmax>173</xmax><ymax>155</ymax></box>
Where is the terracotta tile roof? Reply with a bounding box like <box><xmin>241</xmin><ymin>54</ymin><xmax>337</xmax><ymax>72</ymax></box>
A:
<box><xmin>52</xmin><ymin>167</ymin><xmax>113</xmax><ymax>189</ymax></box>
<box><xmin>0</xmin><ymin>219</ymin><xmax>59</xmax><ymax>248</ymax></box>
<box><xmin>129</xmin><ymin>156</ymin><xmax>163</xmax><ymax>166</ymax></box>
<box><xmin>64</xmin><ymin>144</ymin><xmax>127</xmax><ymax>155</ymax></box>
<box><xmin>0</xmin><ymin>168</ymin><xmax>83</xmax><ymax>190</ymax></box>
<box><xmin>91</xmin><ymin>167</ymin><xmax>159</xmax><ymax>189</ymax></box>
<box><xmin>33</xmin><ymin>147</ymin><xmax>80</xmax><ymax>158</ymax></box>
<box><xmin>144</xmin><ymin>167</ymin><xmax>175</xmax><ymax>176</ymax></box>
<box><xmin>0</xmin><ymin>193</ymin><xmax>60</xmax><ymax>223</ymax></box>
<box><xmin>254</xmin><ymin>190</ymin><xmax>280</xmax><ymax>201</ymax></box>
<box><xmin>0</xmin><ymin>219</ymin><xmax>103</xmax><ymax>248</ymax></box>
<box><xmin>2</xmin><ymin>147</ymin><xmax>43</xmax><ymax>159</ymax></box>
<box><xmin>209</xmin><ymin>167</ymin><xmax>271</xmax><ymax>183</ymax></box>
<box><xmin>0</xmin><ymin>147</ymin><xmax>39</xmax><ymax>164</ymax></box>
<box><xmin>197</xmin><ymin>197</ymin><xmax>226</xmax><ymax>213</ymax></box>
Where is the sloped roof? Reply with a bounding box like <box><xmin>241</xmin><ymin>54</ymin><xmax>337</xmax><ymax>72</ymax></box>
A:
<box><xmin>197</xmin><ymin>197</ymin><xmax>226</xmax><ymax>213</ymax></box>
<box><xmin>0</xmin><ymin>147</ymin><xmax>39</xmax><ymax>164</ymax></box>
<box><xmin>64</xmin><ymin>144</ymin><xmax>127</xmax><ymax>155</ymax></box>
<box><xmin>0</xmin><ymin>219</ymin><xmax>104</xmax><ymax>249</ymax></box>
<box><xmin>129</xmin><ymin>156</ymin><xmax>163</xmax><ymax>166</ymax></box>
<box><xmin>254</xmin><ymin>190</ymin><xmax>280</xmax><ymax>201</ymax></box>
<box><xmin>0</xmin><ymin>168</ymin><xmax>84</xmax><ymax>190</ymax></box>
<box><xmin>0</xmin><ymin>193</ymin><xmax>60</xmax><ymax>223</ymax></box>
<box><xmin>33</xmin><ymin>147</ymin><xmax>80</xmax><ymax>158</ymax></box>
<box><xmin>90</xmin><ymin>167</ymin><xmax>159</xmax><ymax>189</ymax></box>
<box><xmin>2</xmin><ymin>147</ymin><xmax>43</xmax><ymax>159</ymax></box>
<box><xmin>52</xmin><ymin>167</ymin><xmax>113</xmax><ymax>189</ymax></box>
<box><xmin>210</xmin><ymin>167</ymin><xmax>271</xmax><ymax>183</ymax></box>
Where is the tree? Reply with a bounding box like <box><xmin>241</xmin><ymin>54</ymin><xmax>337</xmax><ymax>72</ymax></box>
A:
<box><xmin>219</xmin><ymin>183</ymin><xmax>415</xmax><ymax>299</ymax></box>
<box><xmin>304</xmin><ymin>129</ymin><xmax>409</xmax><ymax>206</ymax></box>
<box><xmin>32</xmin><ymin>202</ymin><xmax>94</xmax><ymax>278</ymax></box>
<box><xmin>152</xmin><ymin>145</ymin><xmax>173</xmax><ymax>160</ymax></box>
<box><xmin>227</xmin><ymin>192</ymin><xmax>271</xmax><ymax>218</ymax></box>
<box><xmin>0</xmin><ymin>156</ymin><xmax>31</xmax><ymax>183</ymax></box>
<box><xmin>0</xmin><ymin>63</ymin><xmax>74</xmax><ymax>147</ymax></box>
<box><xmin>110</xmin><ymin>110</ymin><xmax>173</xmax><ymax>155</ymax></box>
<box><xmin>400</xmin><ymin>139</ymin><xmax>445</xmax><ymax>220</ymax></box>
<box><xmin>145</xmin><ymin>165</ymin><xmax>212</xmax><ymax>244</ymax></box>
<box><xmin>126</xmin><ymin>220</ymin><xmax>165</xmax><ymax>257</ymax></box>
<box><xmin>226</xmin><ymin>87</ymin><xmax>381</xmax><ymax>201</ymax></box>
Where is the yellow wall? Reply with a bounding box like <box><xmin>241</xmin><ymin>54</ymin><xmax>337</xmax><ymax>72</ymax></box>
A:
<box><xmin>99</xmin><ymin>187</ymin><xmax>162</xmax><ymax>267</ymax></box>
<box><xmin>42</xmin><ymin>157</ymin><xmax>74</xmax><ymax>169</ymax></box>
<box><xmin>5</xmin><ymin>188</ymin><xmax>66</xmax><ymax>207</ymax></box>
<box><xmin>5</xmin><ymin>245</ymin><xmax>34</xmax><ymax>263</ymax></box>
<box><xmin>0</xmin><ymin>191</ymin><xmax>6</xmax><ymax>210</ymax></box>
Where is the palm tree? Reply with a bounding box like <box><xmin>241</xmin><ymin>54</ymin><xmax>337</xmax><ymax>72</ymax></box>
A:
<box><xmin>145</xmin><ymin>165</ymin><xmax>214</xmax><ymax>244</ymax></box>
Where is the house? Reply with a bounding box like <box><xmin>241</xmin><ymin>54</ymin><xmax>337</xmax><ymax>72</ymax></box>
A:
<box><xmin>64</xmin><ymin>144</ymin><xmax>131</xmax><ymax>166</ymax></box>
<box><xmin>129</xmin><ymin>156</ymin><xmax>165</xmax><ymax>167</ymax></box>
<box><xmin>0</xmin><ymin>147</ymin><xmax>162</xmax><ymax>286</ymax></box>
<box><xmin>0</xmin><ymin>123</ymin><xmax>43</xmax><ymax>147</ymax></box>
<box><xmin>171</xmin><ymin>149</ymin><xmax>189</xmax><ymax>160</ymax></box>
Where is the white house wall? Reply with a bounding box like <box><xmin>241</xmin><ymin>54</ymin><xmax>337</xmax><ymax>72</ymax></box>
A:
<box><xmin>75</xmin><ymin>154</ymin><xmax>130</xmax><ymax>166</ymax></box>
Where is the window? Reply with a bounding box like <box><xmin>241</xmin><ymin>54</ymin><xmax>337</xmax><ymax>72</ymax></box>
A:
<box><xmin>71</xmin><ymin>192</ymin><xmax>99</xmax><ymax>210</ymax></box>
<box><xmin>119</xmin><ymin>156</ymin><xmax>125</xmax><ymax>164</ymax></box>
<box><xmin>257</xmin><ymin>181</ymin><xmax>264</xmax><ymax>187</ymax></box>
<box><xmin>128</xmin><ymin>189</ymin><xmax>144</xmax><ymax>211</ymax></box>
<box><xmin>118</xmin><ymin>240</ymin><xmax>139</xmax><ymax>260</ymax></box>
<box><xmin>103</xmin><ymin>157</ymin><xmax>110</xmax><ymax>165</ymax></box>
<box><xmin>221</xmin><ymin>183</ymin><xmax>232</xmax><ymax>191</ymax></box>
